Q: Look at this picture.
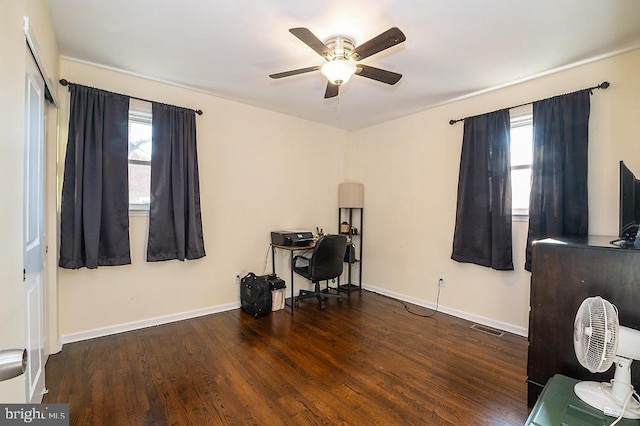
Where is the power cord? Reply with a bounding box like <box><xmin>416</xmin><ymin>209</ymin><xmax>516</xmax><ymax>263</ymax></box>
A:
<box><xmin>606</xmin><ymin>382</ymin><xmax>640</xmax><ymax>426</ymax></box>
<box><xmin>376</xmin><ymin>280</ymin><xmax>441</xmax><ymax>318</ymax></box>
<box><xmin>261</xmin><ymin>244</ymin><xmax>272</xmax><ymax>275</ymax></box>
<box><xmin>264</xmin><ymin>242</ymin><xmax>441</xmax><ymax>318</ymax></box>
<box><xmin>402</xmin><ymin>281</ymin><xmax>441</xmax><ymax>318</ymax></box>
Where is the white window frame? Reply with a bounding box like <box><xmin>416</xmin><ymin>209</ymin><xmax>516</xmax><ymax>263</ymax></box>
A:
<box><xmin>510</xmin><ymin>105</ymin><xmax>533</xmax><ymax>219</ymax></box>
<box><xmin>128</xmin><ymin>100</ymin><xmax>152</xmax><ymax>213</ymax></box>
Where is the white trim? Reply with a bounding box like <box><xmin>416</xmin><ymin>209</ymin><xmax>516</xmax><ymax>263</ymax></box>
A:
<box><xmin>63</xmin><ymin>43</ymin><xmax>640</xmax><ymax>119</ymax></box>
<box><xmin>61</xmin><ymin>55</ymin><xmax>217</xmax><ymax>99</ymax></box>
<box><xmin>61</xmin><ymin>302</ymin><xmax>240</xmax><ymax>344</ymax></box>
<box><xmin>129</xmin><ymin>99</ymin><xmax>152</xmax><ymax>116</ymax></box>
<box><xmin>361</xmin><ymin>282</ymin><xmax>528</xmax><ymax>338</ymax></box>
<box><xmin>128</xmin><ymin>205</ymin><xmax>149</xmax><ymax>215</ymax></box>
<box><xmin>436</xmin><ymin>44</ymin><xmax>640</xmax><ymax>111</ymax></box>
<box><xmin>510</xmin><ymin>105</ymin><xmax>533</xmax><ymax>127</ymax></box>
<box><xmin>512</xmin><ymin>214</ymin><xmax>529</xmax><ymax>223</ymax></box>
<box><xmin>60</xmin><ymin>285</ymin><xmax>528</xmax><ymax>345</ymax></box>
<box><xmin>23</xmin><ymin>16</ymin><xmax>58</xmax><ymax>107</ymax></box>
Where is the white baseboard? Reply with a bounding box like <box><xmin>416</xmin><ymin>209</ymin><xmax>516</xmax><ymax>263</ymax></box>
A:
<box><xmin>361</xmin><ymin>283</ymin><xmax>528</xmax><ymax>337</ymax></box>
<box><xmin>60</xmin><ymin>285</ymin><xmax>528</xmax><ymax>345</ymax></box>
<box><xmin>61</xmin><ymin>302</ymin><xmax>241</xmax><ymax>345</ymax></box>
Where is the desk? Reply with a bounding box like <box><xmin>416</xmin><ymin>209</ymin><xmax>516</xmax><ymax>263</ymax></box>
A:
<box><xmin>270</xmin><ymin>244</ymin><xmax>314</xmax><ymax>311</ymax></box>
<box><xmin>525</xmin><ymin>374</ymin><xmax>640</xmax><ymax>425</ymax></box>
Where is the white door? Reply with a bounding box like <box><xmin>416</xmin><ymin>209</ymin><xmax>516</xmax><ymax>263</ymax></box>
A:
<box><xmin>24</xmin><ymin>49</ymin><xmax>46</xmax><ymax>403</ymax></box>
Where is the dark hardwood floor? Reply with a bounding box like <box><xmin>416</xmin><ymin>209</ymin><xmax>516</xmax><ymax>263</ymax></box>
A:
<box><xmin>44</xmin><ymin>290</ymin><xmax>529</xmax><ymax>425</ymax></box>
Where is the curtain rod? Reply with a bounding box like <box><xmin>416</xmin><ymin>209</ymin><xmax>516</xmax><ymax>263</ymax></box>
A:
<box><xmin>448</xmin><ymin>81</ymin><xmax>609</xmax><ymax>125</ymax></box>
<box><xmin>59</xmin><ymin>79</ymin><xmax>203</xmax><ymax>116</ymax></box>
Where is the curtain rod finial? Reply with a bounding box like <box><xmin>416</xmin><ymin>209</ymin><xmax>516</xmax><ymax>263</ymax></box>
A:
<box><xmin>196</xmin><ymin>110</ymin><xmax>203</xmax><ymax>116</ymax></box>
<box><xmin>599</xmin><ymin>81</ymin><xmax>610</xmax><ymax>89</ymax></box>
<box><xmin>59</xmin><ymin>79</ymin><xmax>69</xmax><ymax>86</ymax></box>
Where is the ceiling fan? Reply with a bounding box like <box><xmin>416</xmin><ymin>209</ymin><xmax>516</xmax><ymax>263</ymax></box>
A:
<box><xmin>269</xmin><ymin>27</ymin><xmax>406</xmax><ymax>99</ymax></box>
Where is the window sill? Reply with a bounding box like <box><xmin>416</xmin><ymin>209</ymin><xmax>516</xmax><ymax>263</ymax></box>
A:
<box><xmin>129</xmin><ymin>205</ymin><xmax>149</xmax><ymax>217</ymax></box>
<box><xmin>513</xmin><ymin>214</ymin><xmax>529</xmax><ymax>222</ymax></box>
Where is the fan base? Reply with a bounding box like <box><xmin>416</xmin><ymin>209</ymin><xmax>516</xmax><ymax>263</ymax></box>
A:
<box><xmin>574</xmin><ymin>381</ymin><xmax>640</xmax><ymax>419</ymax></box>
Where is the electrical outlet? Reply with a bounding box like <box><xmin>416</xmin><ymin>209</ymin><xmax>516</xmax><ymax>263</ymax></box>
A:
<box><xmin>438</xmin><ymin>277</ymin><xmax>445</xmax><ymax>287</ymax></box>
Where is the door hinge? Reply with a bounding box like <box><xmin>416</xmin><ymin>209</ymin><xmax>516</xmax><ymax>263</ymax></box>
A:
<box><xmin>23</xmin><ymin>269</ymin><xmax>26</xmax><ymax>282</ymax></box>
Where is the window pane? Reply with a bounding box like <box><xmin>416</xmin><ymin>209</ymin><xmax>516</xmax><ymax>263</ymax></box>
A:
<box><xmin>129</xmin><ymin>121</ymin><xmax>152</xmax><ymax>162</ymax></box>
<box><xmin>511</xmin><ymin>125</ymin><xmax>533</xmax><ymax>167</ymax></box>
<box><xmin>510</xmin><ymin>107</ymin><xmax>532</xmax><ymax>216</ymax></box>
<box><xmin>128</xmin><ymin>111</ymin><xmax>151</xmax><ymax>210</ymax></box>
<box><xmin>129</xmin><ymin>163</ymin><xmax>151</xmax><ymax>205</ymax></box>
<box><xmin>512</xmin><ymin>168</ymin><xmax>531</xmax><ymax>212</ymax></box>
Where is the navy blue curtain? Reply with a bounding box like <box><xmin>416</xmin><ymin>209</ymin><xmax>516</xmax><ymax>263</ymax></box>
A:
<box><xmin>525</xmin><ymin>90</ymin><xmax>591</xmax><ymax>271</ymax></box>
<box><xmin>147</xmin><ymin>103</ymin><xmax>206</xmax><ymax>262</ymax></box>
<box><xmin>59</xmin><ymin>84</ymin><xmax>131</xmax><ymax>269</ymax></box>
<box><xmin>451</xmin><ymin>110</ymin><xmax>513</xmax><ymax>270</ymax></box>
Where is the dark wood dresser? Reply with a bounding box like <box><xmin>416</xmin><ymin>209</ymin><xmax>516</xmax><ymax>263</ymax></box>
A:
<box><xmin>528</xmin><ymin>236</ymin><xmax>640</xmax><ymax>407</ymax></box>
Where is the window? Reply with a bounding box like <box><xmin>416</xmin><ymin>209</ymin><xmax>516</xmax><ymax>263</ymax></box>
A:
<box><xmin>128</xmin><ymin>101</ymin><xmax>152</xmax><ymax>210</ymax></box>
<box><xmin>510</xmin><ymin>105</ymin><xmax>533</xmax><ymax>217</ymax></box>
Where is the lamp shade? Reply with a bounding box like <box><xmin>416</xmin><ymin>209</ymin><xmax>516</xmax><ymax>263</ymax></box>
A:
<box><xmin>339</xmin><ymin>183</ymin><xmax>364</xmax><ymax>208</ymax></box>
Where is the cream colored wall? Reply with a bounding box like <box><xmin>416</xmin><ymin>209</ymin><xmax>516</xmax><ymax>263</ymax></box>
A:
<box><xmin>56</xmin><ymin>46</ymin><xmax>640</xmax><ymax>339</ymax></box>
<box><xmin>0</xmin><ymin>0</ymin><xmax>59</xmax><ymax>402</ymax></box>
<box><xmin>0</xmin><ymin>0</ymin><xmax>29</xmax><ymax>403</ymax></box>
<box><xmin>57</xmin><ymin>60</ymin><xmax>349</xmax><ymax>338</ymax></box>
<box><xmin>350</xmin><ymin>48</ymin><xmax>640</xmax><ymax>335</ymax></box>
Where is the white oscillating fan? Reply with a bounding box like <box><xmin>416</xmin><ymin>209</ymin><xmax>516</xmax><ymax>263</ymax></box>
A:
<box><xmin>573</xmin><ymin>296</ymin><xmax>640</xmax><ymax>420</ymax></box>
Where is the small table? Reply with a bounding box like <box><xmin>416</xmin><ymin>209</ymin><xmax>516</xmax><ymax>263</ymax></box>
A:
<box><xmin>270</xmin><ymin>244</ymin><xmax>314</xmax><ymax>311</ymax></box>
<box><xmin>526</xmin><ymin>374</ymin><xmax>640</xmax><ymax>425</ymax></box>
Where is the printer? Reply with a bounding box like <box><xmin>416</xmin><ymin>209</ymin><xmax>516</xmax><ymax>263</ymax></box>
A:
<box><xmin>271</xmin><ymin>230</ymin><xmax>315</xmax><ymax>247</ymax></box>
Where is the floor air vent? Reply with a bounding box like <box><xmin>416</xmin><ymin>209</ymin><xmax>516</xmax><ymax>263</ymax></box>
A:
<box><xmin>470</xmin><ymin>323</ymin><xmax>504</xmax><ymax>337</ymax></box>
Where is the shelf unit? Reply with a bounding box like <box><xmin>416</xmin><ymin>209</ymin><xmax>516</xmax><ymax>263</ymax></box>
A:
<box><xmin>338</xmin><ymin>207</ymin><xmax>363</xmax><ymax>294</ymax></box>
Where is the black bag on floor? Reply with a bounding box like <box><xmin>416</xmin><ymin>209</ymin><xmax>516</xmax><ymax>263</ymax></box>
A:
<box><xmin>240</xmin><ymin>273</ymin><xmax>272</xmax><ymax>318</ymax></box>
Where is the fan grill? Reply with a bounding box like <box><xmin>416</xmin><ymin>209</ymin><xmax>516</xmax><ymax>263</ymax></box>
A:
<box><xmin>574</xmin><ymin>296</ymin><xmax>619</xmax><ymax>373</ymax></box>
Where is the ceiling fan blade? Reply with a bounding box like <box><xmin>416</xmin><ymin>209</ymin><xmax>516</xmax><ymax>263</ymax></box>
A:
<box><xmin>356</xmin><ymin>64</ymin><xmax>403</xmax><ymax>85</ymax></box>
<box><xmin>289</xmin><ymin>27</ymin><xmax>331</xmax><ymax>58</ymax></box>
<box><xmin>324</xmin><ymin>82</ymin><xmax>339</xmax><ymax>99</ymax></box>
<box><xmin>269</xmin><ymin>66</ymin><xmax>321</xmax><ymax>79</ymax></box>
<box><xmin>351</xmin><ymin>27</ymin><xmax>406</xmax><ymax>61</ymax></box>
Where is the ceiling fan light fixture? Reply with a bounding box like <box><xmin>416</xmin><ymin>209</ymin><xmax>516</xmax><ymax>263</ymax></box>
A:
<box><xmin>321</xmin><ymin>59</ymin><xmax>357</xmax><ymax>86</ymax></box>
<box><xmin>271</xmin><ymin>27</ymin><xmax>406</xmax><ymax>97</ymax></box>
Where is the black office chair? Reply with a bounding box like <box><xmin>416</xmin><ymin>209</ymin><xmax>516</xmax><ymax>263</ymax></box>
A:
<box><xmin>292</xmin><ymin>234</ymin><xmax>347</xmax><ymax>310</ymax></box>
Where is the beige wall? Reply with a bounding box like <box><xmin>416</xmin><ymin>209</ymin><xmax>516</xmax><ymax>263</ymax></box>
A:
<box><xmin>0</xmin><ymin>0</ymin><xmax>59</xmax><ymax>402</ymax></box>
<box><xmin>57</xmin><ymin>60</ymin><xmax>349</xmax><ymax>338</ymax></box>
<box><xmin>351</xmin><ymin>48</ymin><xmax>640</xmax><ymax>334</ymax></box>
<box><xmin>56</xmin><ymin>46</ymin><xmax>640</xmax><ymax>340</ymax></box>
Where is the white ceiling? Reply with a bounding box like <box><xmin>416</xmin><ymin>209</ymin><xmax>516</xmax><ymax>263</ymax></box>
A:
<box><xmin>46</xmin><ymin>0</ymin><xmax>640</xmax><ymax>130</ymax></box>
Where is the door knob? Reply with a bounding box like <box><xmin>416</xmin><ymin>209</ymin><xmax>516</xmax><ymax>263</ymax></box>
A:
<box><xmin>0</xmin><ymin>349</ymin><xmax>27</xmax><ymax>381</ymax></box>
